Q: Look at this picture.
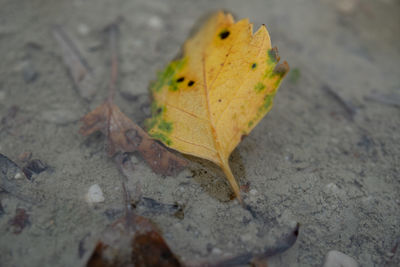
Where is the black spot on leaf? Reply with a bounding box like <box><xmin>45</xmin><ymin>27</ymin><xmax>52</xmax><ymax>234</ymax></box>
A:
<box><xmin>251</xmin><ymin>63</ymin><xmax>257</xmax><ymax>69</ymax></box>
<box><xmin>176</xmin><ymin>77</ymin><xmax>185</xmax><ymax>83</ymax></box>
<box><xmin>219</xmin><ymin>30</ymin><xmax>230</xmax><ymax>40</ymax></box>
<box><xmin>188</xmin><ymin>80</ymin><xmax>195</xmax><ymax>87</ymax></box>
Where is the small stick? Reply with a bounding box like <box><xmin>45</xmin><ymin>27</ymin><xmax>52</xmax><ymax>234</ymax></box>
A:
<box><xmin>53</xmin><ymin>26</ymin><xmax>96</xmax><ymax>101</ymax></box>
<box><xmin>364</xmin><ymin>92</ymin><xmax>400</xmax><ymax>108</ymax></box>
<box><xmin>302</xmin><ymin>65</ymin><xmax>357</xmax><ymax>121</ymax></box>
<box><xmin>106</xmin><ymin>23</ymin><xmax>119</xmax><ymax>103</ymax></box>
<box><xmin>321</xmin><ymin>84</ymin><xmax>357</xmax><ymax>120</ymax></box>
<box><xmin>104</xmin><ymin>23</ymin><xmax>120</xmax><ymax>147</ymax></box>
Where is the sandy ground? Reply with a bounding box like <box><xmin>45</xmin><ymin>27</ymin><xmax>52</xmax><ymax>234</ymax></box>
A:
<box><xmin>0</xmin><ymin>0</ymin><xmax>399</xmax><ymax>266</ymax></box>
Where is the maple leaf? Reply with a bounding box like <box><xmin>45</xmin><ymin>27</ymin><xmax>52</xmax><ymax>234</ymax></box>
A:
<box><xmin>147</xmin><ymin>12</ymin><xmax>289</xmax><ymax>200</ymax></box>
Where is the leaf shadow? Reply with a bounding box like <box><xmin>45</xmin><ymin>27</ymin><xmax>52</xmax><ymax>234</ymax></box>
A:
<box><xmin>187</xmin><ymin>149</ymin><xmax>247</xmax><ymax>202</ymax></box>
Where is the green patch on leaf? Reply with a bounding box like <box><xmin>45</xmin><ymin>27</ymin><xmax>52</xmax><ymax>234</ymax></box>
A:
<box><xmin>158</xmin><ymin>120</ymin><xmax>173</xmax><ymax>133</ymax></box>
<box><xmin>261</xmin><ymin>94</ymin><xmax>274</xmax><ymax>112</ymax></box>
<box><xmin>274</xmin><ymin>78</ymin><xmax>283</xmax><ymax>88</ymax></box>
<box><xmin>168</xmin><ymin>80</ymin><xmax>179</xmax><ymax>92</ymax></box>
<box><xmin>145</xmin><ymin>117</ymin><xmax>157</xmax><ymax>131</ymax></box>
<box><xmin>146</xmin><ymin>103</ymin><xmax>166</xmax><ymax>131</ymax></box>
<box><xmin>150</xmin><ymin>132</ymin><xmax>172</xmax><ymax>146</ymax></box>
<box><xmin>151</xmin><ymin>102</ymin><xmax>165</xmax><ymax>117</ymax></box>
<box><xmin>151</xmin><ymin>58</ymin><xmax>187</xmax><ymax>92</ymax></box>
<box><xmin>252</xmin><ymin>93</ymin><xmax>276</xmax><ymax>125</ymax></box>
<box><xmin>263</xmin><ymin>64</ymin><xmax>276</xmax><ymax>79</ymax></box>
<box><xmin>254</xmin><ymin>82</ymin><xmax>266</xmax><ymax>93</ymax></box>
<box><xmin>267</xmin><ymin>48</ymin><xmax>278</xmax><ymax>64</ymax></box>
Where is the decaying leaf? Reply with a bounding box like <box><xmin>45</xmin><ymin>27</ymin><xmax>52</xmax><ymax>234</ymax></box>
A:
<box><xmin>147</xmin><ymin>12</ymin><xmax>289</xmax><ymax>199</ymax></box>
<box><xmin>87</xmin><ymin>209</ymin><xmax>299</xmax><ymax>267</ymax></box>
<box><xmin>8</xmin><ymin>208</ymin><xmax>30</xmax><ymax>234</ymax></box>
<box><xmin>0</xmin><ymin>153</ymin><xmax>43</xmax><ymax>204</ymax></box>
<box><xmin>80</xmin><ymin>101</ymin><xmax>187</xmax><ymax>176</ymax></box>
<box><xmin>86</xmin><ymin>212</ymin><xmax>182</xmax><ymax>267</ymax></box>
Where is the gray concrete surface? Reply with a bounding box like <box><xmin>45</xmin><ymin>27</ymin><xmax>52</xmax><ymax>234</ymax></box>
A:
<box><xmin>0</xmin><ymin>0</ymin><xmax>399</xmax><ymax>266</ymax></box>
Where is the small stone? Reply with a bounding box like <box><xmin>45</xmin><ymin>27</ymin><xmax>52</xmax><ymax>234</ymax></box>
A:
<box><xmin>148</xmin><ymin>16</ymin><xmax>163</xmax><ymax>29</ymax></box>
<box><xmin>14</xmin><ymin>172</ymin><xmax>24</xmax><ymax>179</ymax></box>
<box><xmin>211</xmin><ymin>247</ymin><xmax>222</xmax><ymax>255</ymax></box>
<box><xmin>85</xmin><ymin>184</ymin><xmax>105</xmax><ymax>204</ymax></box>
<box><xmin>331</xmin><ymin>138</ymin><xmax>339</xmax><ymax>144</ymax></box>
<box><xmin>173</xmin><ymin>222</ymin><xmax>182</xmax><ymax>229</ymax></box>
<box><xmin>345</xmin><ymin>126</ymin><xmax>353</xmax><ymax>132</ymax></box>
<box><xmin>324</xmin><ymin>183</ymin><xmax>340</xmax><ymax>195</ymax></box>
<box><xmin>323</xmin><ymin>250</ymin><xmax>359</xmax><ymax>267</ymax></box>
<box><xmin>336</xmin><ymin>0</ymin><xmax>358</xmax><ymax>13</ymax></box>
<box><xmin>77</xmin><ymin>23</ymin><xmax>90</xmax><ymax>36</ymax></box>
<box><xmin>22</xmin><ymin>61</ymin><xmax>38</xmax><ymax>83</ymax></box>
<box><xmin>249</xmin><ymin>189</ymin><xmax>258</xmax><ymax>196</ymax></box>
<box><xmin>240</xmin><ymin>233</ymin><xmax>252</xmax><ymax>242</ymax></box>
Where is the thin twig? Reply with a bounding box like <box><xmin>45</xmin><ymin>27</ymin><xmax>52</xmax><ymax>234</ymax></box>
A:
<box><xmin>300</xmin><ymin>64</ymin><xmax>357</xmax><ymax>121</ymax></box>
<box><xmin>364</xmin><ymin>92</ymin><xmax>400</xmax><ymax>108</ymax></box>
<box><xmin>53</xmin><ymin>26</ymin><xmax>92</xmax><ymax>70</ymax></box>
<box><xmin>103</xmin><ymin>23</ymin><xmax>134</xmax><ymax>222</ymax></box>
<box><xmin>53</xmin><ymin>26</ymin><xmax>96</xmax><ymax>101</ymax></box>
<box><xmin>104</xmin><ymin>22</ymin><xmax>120</xmax><ymax>150</ymax></box>
<box><xmin>107</xmin><ymin>23</ymin><xmax>119</xmax><ymax>103</ymax></box>
<box><xmin>321</xmin><ymin>84</ymin><xmax>357</xmax><ymax>120</ymax></box>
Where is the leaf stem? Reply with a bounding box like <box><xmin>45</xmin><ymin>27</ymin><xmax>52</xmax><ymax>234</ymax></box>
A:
<box><xmin>221</xmin><ymin>162</ymin><xmax>242</xmax><ymax>204</ymax></box>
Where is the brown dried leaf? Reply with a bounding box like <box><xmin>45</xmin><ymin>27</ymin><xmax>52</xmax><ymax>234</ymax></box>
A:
<box><xmin>80</xmin><ymin>102</ymin><xmax>187</xmax><ymax>176</ymax></box>
<box><xmin>86</xmin><ymin>213</ymin><xmax>182</xmax><ymax>267</ymax></box>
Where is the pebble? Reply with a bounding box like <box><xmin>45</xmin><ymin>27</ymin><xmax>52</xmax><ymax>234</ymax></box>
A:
<box><xmin>173</xmin><ymin>222</ymin><xmax>182</xmax><ymax>229</ymax></box>
<box><xmin>85</xmin><ymin>184</ymin><xmax>105</xmax><ymax>204</ymax></box>
<box><xmin>324</xmin><ymin>183</ymin><xmax>341</xmax><ymax>195</ymax></box>
<box><xmin>77</xmin><ymin>23</ymin><xmax>90</xmax><ymax>36</ymax></box>
<box><xmin>211</xmin><ymin>247</ymin><xmax>222</xmax><ymax>255</ymax></box>
<box><xmin>148</xmin><ymin>16</ymin><xmax>163</xmax><ymax>29</ymax></box>
<box><xmin>323</xmin><ymin>250</ymin><xmax>359</xmax><ymax>267</ymax></box>
<box><xmin>22</xmin><ymin>61</ymin><xmax>38</xmax><ymax>83</ymax></box>
<box><xmin>336</xmin><ymin>0</ymin><xmax>358</xmax><ymax>13</ymax></box>
<box><xmin>14</xmin><ymin>172</ymin><xmax>24</xmax><ymax>179</ymax></box>
<box><xmin>249</xmin><ymin>189</ymin><xmax>258</xmax><ymax>196</ymax></box>
<box><xmin>240</xmin><ymin>233</ymin><xmax>252</xmax><ymax>242</ymax></box>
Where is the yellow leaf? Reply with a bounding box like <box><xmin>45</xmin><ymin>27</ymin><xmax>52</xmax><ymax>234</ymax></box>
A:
<box><xmin>147</xmin><ymin>11</ymin><xmax>289</xmax><ymax>201</ymax></box>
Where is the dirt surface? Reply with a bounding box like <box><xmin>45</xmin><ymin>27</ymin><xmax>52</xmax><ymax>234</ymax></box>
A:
<box><xmin>0</xmin><ymin>0</ymin><xmax>399</xmax><ymax>266</ymax></box>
